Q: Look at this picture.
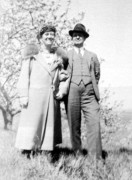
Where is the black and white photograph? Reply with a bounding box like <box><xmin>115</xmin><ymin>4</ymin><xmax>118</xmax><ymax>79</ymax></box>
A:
<box><xmin>0</xmin><ymin>0</ymin><xmax>132</xmax><ymax>179</ymax></box>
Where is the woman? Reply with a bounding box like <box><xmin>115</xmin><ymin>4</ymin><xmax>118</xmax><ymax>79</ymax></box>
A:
<box><xmin>15</xmin><ymin>25</ymin><xmax>68</xmax><ymax>152</ymax></box>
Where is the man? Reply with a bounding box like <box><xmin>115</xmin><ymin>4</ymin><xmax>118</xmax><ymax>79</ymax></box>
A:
<box><xmin>66</xmin><ymin>23</ymin><xmax>102</xmax><ymax>158</ymax></box>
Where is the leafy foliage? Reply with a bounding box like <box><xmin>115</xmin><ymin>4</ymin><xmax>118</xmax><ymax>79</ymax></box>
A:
<box><xmin>100</xmin><ymin>87</ymin><xmax>123</xmax><ymax>144</ymax></box>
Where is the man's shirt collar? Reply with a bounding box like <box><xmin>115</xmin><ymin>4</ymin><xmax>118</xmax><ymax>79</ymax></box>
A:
<box><xmin>74</xmin><ymin>46</ymin><xmax>85</xmax><ymax>56</ymax></box>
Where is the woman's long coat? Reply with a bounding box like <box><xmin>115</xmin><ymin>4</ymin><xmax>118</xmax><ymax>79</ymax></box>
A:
<box><xmin>15</xmin><ymin>52</ymin><xmax>66</xmax><ymax>151</ymax></box>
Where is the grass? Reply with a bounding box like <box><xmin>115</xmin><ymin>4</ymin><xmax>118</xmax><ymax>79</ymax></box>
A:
<box><xmin>0</xmin><ymin>109</ymin><xmax>132</xmax><ymax>180</ymax></box>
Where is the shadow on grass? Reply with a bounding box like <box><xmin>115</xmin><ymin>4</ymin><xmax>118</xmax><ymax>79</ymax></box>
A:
<box><xmin>50</xmin><ymin>147</ymin><xmax>88</xmax><ymax>163</ymax></box>
<box><xmin>102</xmin><ymin>150</ymin><xmax>108</xmax><ymax>160</ymax></box>
<box><xmin>50</xmin><ymin>148</ymin><xmax>108</xmax><ymax>163</ymax></box>
<box><xmin>118</xmin><ymin>147</ymin><xmax>132</xmax><ymax>155</ymax></box>
<box><xmin>104</xmin><ymin>147</ymin><xmax>132</xmax><ymax>157</ymax></box>
<box><xmin>21</xmin><ymin>147</ymin><xmax>88</xmax><ymax>161</ymax></box>
<box><xmin>119</xmin><ymin>147</ymin><xmax>132</xmax><ymax>153</ymax></box>
<box><xmin>21</xmin><ymin>147</ymin><xmax>108</xmax><ymax>163</ymax></box>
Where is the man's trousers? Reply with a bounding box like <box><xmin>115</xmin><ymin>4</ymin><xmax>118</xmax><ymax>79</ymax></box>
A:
<box><xmin>68</xmin><ymin>81</ymin><xmax>102</xmax><ymax>158</ymax></box>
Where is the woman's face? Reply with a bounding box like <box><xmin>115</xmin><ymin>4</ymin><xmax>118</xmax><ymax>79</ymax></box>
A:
<box><xmin>41</xmin><ymin>31</ymin><xmax>55</xmax><ymax>46</ymax></box>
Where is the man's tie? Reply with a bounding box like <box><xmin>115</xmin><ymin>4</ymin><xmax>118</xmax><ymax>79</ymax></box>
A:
<box><xmin>78</xmin><ymin>48</ymin><xmax>82</xmax><ymax>57</ymax></box>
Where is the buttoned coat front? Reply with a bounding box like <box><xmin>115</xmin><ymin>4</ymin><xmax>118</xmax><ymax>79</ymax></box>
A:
<box><xmin>15</xmin><ymin>52</ymin><xmax>65</xmax><ymax>151</ymax></box>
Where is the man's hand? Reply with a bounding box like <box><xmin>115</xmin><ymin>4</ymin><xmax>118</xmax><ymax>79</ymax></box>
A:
<box><xmin>19</xmin><ymin>97</ymin><xmax>28</xmax><ymax>108</ymax></box>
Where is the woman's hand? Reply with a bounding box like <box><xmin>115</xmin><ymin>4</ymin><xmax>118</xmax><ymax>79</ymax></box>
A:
<box><xmin>19</xmin><ymin>97</ymin><xmax>28</xmax><ymax>108</ymax></box>
<box><xmin>56</xmin><ymin>91</ymin><xmax>63</xmax><ymax>100</ymax></box>
<box><xmin>59</xmin><ymin>69</ymin><xmax>69</xmax><ymax>81</ymax></box>
<box><xmin>54</xmin><ymin>56</ymin><xmax>63</xmax><ymax>67</ymax></box>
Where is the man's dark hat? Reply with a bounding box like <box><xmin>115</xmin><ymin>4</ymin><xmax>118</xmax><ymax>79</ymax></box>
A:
<box><xmin>69</xmin><ymin>23</ymin><xmax>89</xmax><ymax>38</ymax></box>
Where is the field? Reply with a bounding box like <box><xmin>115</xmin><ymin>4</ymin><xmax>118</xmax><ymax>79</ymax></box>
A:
<box><xmin>0</xmin><ymin>109</ymin><xmax>132</xmax><ymax>180</ymax></box>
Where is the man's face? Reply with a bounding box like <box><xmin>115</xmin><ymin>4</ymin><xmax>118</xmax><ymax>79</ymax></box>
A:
<box><xmin>72</xmin><ymin>32</ymin><xmax>85</xmax><ymax>46</ymax></box>
<box><xmin>41</xmin><ymin>31</ymin><xmax>55</xmax><ymax>46</ymax></box>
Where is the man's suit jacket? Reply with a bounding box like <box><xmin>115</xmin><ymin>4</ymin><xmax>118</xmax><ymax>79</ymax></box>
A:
<box><xmin>66</xmin><ymin>48</ymin><xmax>100</xmax><ymax>101</ymax></box>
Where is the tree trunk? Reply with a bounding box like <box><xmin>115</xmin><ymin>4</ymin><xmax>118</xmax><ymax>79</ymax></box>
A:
<box><xmin>0</xmin><ymin>105</ymin><xmax>21</xmax><ymax>129</ymax></box>
<box><xmin>1</xmin><ymin>109</ymin><xmax>9</xmax><ymax>129</ymax></box>
<box><xmin>1</xmin><ymin>109</ymin><xmax>14</xmax><ymax>130</ymax></box>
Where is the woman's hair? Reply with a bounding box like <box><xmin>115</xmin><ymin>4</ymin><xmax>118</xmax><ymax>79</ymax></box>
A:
<box><xmin>37</xmin><ymin>25</ymin><xmax>56</xmax><ymax>41</ymax></box>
